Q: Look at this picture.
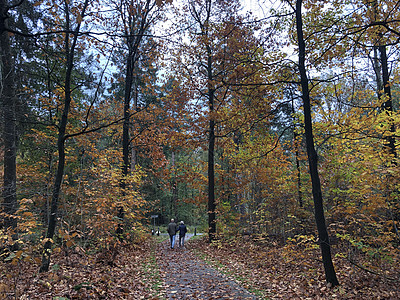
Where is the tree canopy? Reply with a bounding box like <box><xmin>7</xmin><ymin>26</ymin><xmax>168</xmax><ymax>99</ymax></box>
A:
<box><xmin>1</xmin><ymin>0</ymin><xmax>399</xmax><ymax>295</ymax></box>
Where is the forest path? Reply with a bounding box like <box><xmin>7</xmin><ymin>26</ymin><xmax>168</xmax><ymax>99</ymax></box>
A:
<box><xmin>156</xmin><ymin>235</ymin><xmax>258</xmax><ymax>299</ymax></box>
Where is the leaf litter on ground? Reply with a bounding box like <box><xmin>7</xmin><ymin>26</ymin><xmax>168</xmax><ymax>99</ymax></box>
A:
<box><xmin>187</xmin><ymin>235</ymin><xmax>400</xmax><ymax>300</ymax></box>
<box><xmin>1</xmin><ymin>234</ymin><xmax>399</xmax><ymax>299</ymax></box>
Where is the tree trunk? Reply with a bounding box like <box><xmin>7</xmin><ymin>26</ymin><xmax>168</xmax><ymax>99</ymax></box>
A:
<box><xmin>119</xmin><ymin>0</ymin><xmax>151</xmax><ymax>236</ymax></box>
<box><xmin>378</xmin><ymin>39</ymin><xmax>399</xmax><ymax>224</ymax></box>
<box><xmin>295</xmin><ymin>0</ymin><xmax>339</xmax><ymax>287</ymax></box>
<box><xmin>371</xmin><ymin>0</ymin><xmax>396</xmax><ymax>159</ymax></box>
<box><xmin>379</xmin><ymin>44</ymin><xmax>396</xmax><ymax>158</ymax></box>
<box><xmin>121</xmin><ymin>48</ymin><xmax>134</xmax><ymax>188</ymax></box>
<box><xmin>208</xmin><ymin>97</ymin><xmax>216</xmax><ymax>243</ymax></box>
<box><xmin>0</xmin><ymin>0</ymin><xmax>17</xmax><ymax>233</ymax></box>
<box><xmin>171</xmin><ymin>151</ymin><xmax>177</xmax><ymax>217</ymax></box>
<box><xmin>40</xmin><ymin>0</ymin><xmax>89</xmax><ymax>272</ymax></box>
<box><xmin>206</xmin><ymin>34</ymin><xmax>217</xmax><ymax>242</ymax></box>
<box><xmin>117</xmin><ymin>47</ymin><xmax>134</xmax><ymax>238</ymax></box>
<box><xmin>131</xmin><ymin>75</ymin><xmax>139</xmax><ymax>170</ymax></box>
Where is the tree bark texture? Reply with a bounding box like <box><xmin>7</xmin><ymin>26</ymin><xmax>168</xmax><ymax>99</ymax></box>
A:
<box><xmin>208</xmin><ymin>89</ymin><xmax>216</xmax><ymax>243</ymax></box>
<box><xmin>295</xmin><ymin>0</ymin><xmax>339</xmax><ymax>287</ymax></box>
<box><xmin>0</xmin><ymin>0</ymin><xmax>17</xmax><ymax>232</ymax></box>
<box><xmin>119</xmin><ymin>0</ymin><xmax>151</xmax><ymax>234</ymax></box>
<box><xmin>121</xmin><ymin>47</ymin><xmax>133</xmax><ymax>192</ymax></box>
<box><xmin>40</xmin><ymin>0</ymin><xmax>89</xmax><ymax>273</ymax></box>
<box><xmin>171</xmin><ymin>151</ymin><xmax>177</xmax><ymax>217</ymax></box>
<box><xmin>206</xmin><ymin>7</ymin><xmax>217</xmax><ymax>243</ymax></box>
<box><xmin>190</xmin><ymin>0</ymin><xmax>216</xmax><ymax>243</ymax></box>
<box><xmin>378</xmin><ymin>44</ymin><xmax>396</xmax><ymax>158</ymax></box>
<box><xmin>121</xmin><ymin>0</ymin><xmax>151</xmax><ymax>181</ymax></box>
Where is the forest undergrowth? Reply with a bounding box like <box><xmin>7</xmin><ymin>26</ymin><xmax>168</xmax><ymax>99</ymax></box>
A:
<box><xmin>0</xmin><ymin>237</ymin><xmax>163</xmax><ymax>299</ymax></box>
<box><xmin>189</xmin><ymin>235</ymin><xmax>400</xmax><ymax>299</ymax></box>
<box><xmin>1</xmin><ymin>234</ymin><xmax>399</xmax><ymax>299</ymax></box>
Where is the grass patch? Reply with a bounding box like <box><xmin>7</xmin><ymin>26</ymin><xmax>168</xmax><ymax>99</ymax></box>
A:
<box><xmin>189</xmin><ymin>233</ymin><xmax>204</xmax><ymax>241</ymax></box>
<box><xmin>153</xmin><ymin>235</ymin><xmax>169</xmax><ymax>243</ymax></box>
<box><xmin>141</xmin><ymin>239</ymin><xmax>166</xmax><ymax>299</ymax></box>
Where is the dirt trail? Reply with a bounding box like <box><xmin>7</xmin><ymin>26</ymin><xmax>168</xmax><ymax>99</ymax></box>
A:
<box><xmin>156</xmin><ymin>235</ymin><xmax>258</xmax><ymax>300</ymax></box>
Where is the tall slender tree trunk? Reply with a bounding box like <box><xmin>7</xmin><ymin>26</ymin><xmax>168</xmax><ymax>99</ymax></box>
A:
<box><xmin>119</xmin><ymin>0</ymin><xmax>151</xmax><ymax>236</ymax></box>
<box><xmin>122</xmin><ymin>44</ymin><xmax>134</xmax><ymax>184</ymax></box>
<box><xmin>0</xmin><ymin>0</ymin><xmax>17</xmax><ymax>233</ymax></box>
<box><xmin>207</xmin><ymin>37</ymin><xmax>217</xmax><ymax>242</ymax></box>
<box><xmin>370</xmin><ymin>0</ymin><xmax>396</xmax><ymax>159</ymax></box>
<box><xmin>295</xmin><ymin>0</ymin><xmax>339</xmax><ymax>287</ymax></box>
<box><xmin>170</xmin><ymin>151</ymin><xmax>177</xmax><ymax>217</ymax></box>
<box><xmin>196</xmin><ymin>0</ymin><xmax>217</xmax><ymax>243</ymax></box>
<box><xmin>370</xmin><ymin>1</ymin><xmax>398</xmax><ymax>228</ymax></box>
<box><xmin>118</xmin><ymin>43</ymin><xmax>136</xmax><ymax>237</ymax></box>
<box><xmin>131</xmin><ymin>75</ymin><xmax>139</xmax><ymax>170</ymax></box>
<box><xmin>377</xmin><ymin>37</ymin><xmax>399</xmax><ymax>226</ymax></box>
<box><xmin>208</xmin><ymin>90</ymin><xmax>216</xmax><ymax>243</ymax></box>
<box><xmin>378</xmin><ymin>44</ymin><xmax>396</xmax><ymax>158</ymax></box>
<box><xmin>189</xmin><ymin>0</ymin><xmax>217</xmax><ymax>243</ymax></box>
<box><xmin>40</xmin><ymin>0</ymin><xmax>89</xmax><ymax>272</ymax></box>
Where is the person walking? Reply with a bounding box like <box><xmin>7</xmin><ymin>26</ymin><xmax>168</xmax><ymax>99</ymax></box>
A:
<box><xmin>167</xmin><ymin>219</ymin><xmax>178</xmax><ymax>249</ymax></box>
<box><xmin>178</xmin><ymin>221</ymin><xmax>187</xmax><ymax>248</ymax></box>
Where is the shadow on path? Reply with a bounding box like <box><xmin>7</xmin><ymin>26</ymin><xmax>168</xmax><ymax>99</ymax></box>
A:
<box><xmin>156</xmin><ymin>234</ymin><xmax>258</xmax><ymax>299</ymax></box>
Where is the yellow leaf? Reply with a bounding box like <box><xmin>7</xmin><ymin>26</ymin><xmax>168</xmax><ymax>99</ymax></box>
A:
<box><xmin>15</xmin><ymin>250</ymin><xmax>23</xmax><ymax>259</ymax></box>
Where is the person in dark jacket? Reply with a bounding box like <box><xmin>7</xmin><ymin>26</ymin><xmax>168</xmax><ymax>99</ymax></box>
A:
<box><xmin>167</xmin><ymin>219</ymin><xmax>178</xmax><ymax>249</ymax></box>
<box><xmin>177</xmin><ymin>221</ymin><xmax>187</xmax><ymax>248</ymax></box>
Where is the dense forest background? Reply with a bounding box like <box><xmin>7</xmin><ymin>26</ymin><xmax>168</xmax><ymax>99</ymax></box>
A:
<box><xmin>1</xmin><ymin>0</ymin><xmax>399</xmax><ymax>295</ymax></box>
